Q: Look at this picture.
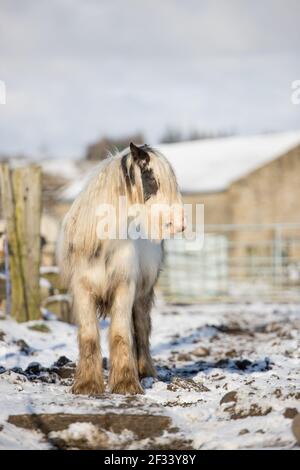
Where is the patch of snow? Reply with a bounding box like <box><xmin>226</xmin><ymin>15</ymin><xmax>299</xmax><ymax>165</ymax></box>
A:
<box><xmin>49</xmin><ymin>422</ymin><xmax>135</xmax><ymax>448</ymax></box>
<box><xmin>45</xmin><ymin>294</ymin><xmax>72</xmax><ymax>303</ymax></box>
<box><xmin>49</xmin><ymin>422</ymin><xmax>102</xmax><ymax>445</ymax></box>
<box><xmin>40</xmin><ymin>266</ymin><xmax>60</xmax><ymax>275</ymax></box>
<box><xmin>40</xmin><ymin>278</ymin><xmax>52</xmax><ymax>289</ymax></box>
<box><xmin>40</xmin><ymin>159</ymin><xmax>80</xmax><ymax>180</ymax></box>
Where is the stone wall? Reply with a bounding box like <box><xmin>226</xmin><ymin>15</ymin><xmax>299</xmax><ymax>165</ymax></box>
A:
<box><xmin>182</xmin><ymin>145</ymin><xmax>300</xmax><ymax>277</ymax></box>
<box><xmin>228</xmin><ymin>144</ymin><xmax>300</xmax><ymax>225</ymax></box>
<box><xmin>183</xmin><ymin>190</ymin><xmax>230</xmax><ymax>226</ymax></box>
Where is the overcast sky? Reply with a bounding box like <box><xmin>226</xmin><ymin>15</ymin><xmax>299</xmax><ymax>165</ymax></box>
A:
<box><xmin>0</xmin><ymin>0</ymin><xmax>299</xmax><ymax>158</ymax></box>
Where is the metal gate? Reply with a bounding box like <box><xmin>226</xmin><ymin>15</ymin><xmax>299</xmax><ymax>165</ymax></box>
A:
<box><xmin>158</xmin><ymin>223</ymin><xmax>300</xmax><ymax>303</ymax></box>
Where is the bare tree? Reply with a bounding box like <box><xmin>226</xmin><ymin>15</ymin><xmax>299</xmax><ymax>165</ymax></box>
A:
<box><xmin>85</xmin><ymin>133</ymin><xmax>145</xmax><ymax>161</ymax></box>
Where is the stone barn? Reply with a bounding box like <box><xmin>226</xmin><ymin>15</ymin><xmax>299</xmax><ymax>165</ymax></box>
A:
<box><xmin>159</xmin><ymin>130</ymin><xmax>300</xmax><ymax>300</ymax></box>
<box><xmin>159</xmin><ymin>130</ymin><xmax>300</xmax><ymax>227</ymax></box>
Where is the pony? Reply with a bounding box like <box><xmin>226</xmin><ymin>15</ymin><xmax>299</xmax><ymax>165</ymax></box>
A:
<box><xmin>57</xmin><ymin>143</ymin><xmax>185</xmax><ymax>395</ymax></box>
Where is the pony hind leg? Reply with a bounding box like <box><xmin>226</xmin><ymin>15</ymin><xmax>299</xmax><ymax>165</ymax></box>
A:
<box><xmin>109</xmin><ymin>281</ymin><xmax>143</xmax><ymax>395</ymax></box>
<box><xmin>72</xmin><ymin>277</ymin><xmax>104</xmax><ymax>395</ymax></box>
<box><xmin>133</xmin><ymin>291</ymin><xmax>156</xmax><ymax>379</ymax></box>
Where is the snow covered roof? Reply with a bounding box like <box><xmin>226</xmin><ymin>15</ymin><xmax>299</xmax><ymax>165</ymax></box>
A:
<box><xmin>158</xmin><ymin>130</ymin><xmax>300</xmax><ymax>193</ymax></box>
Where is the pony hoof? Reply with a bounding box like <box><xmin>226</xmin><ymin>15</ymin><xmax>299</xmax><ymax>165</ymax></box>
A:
<box><xmin>138</xmin><ymin>361</ymin><xmax>157</xmax><ymax>379</ymax></box>
<box><xmin>72</xmin><ymin>379</ymin><xmax>105</xmax><ymax>396</ymax></box>
<box><xmin>110</xmin><ymin>380</ymin><xmax>144</xmax><ymax>395</ymax></box>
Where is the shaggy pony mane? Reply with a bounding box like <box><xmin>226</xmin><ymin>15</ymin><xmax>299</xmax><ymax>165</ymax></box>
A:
<box><xmin>58</xmin><ymin>146</ymin><xmax>179</xmax><ymax>285</ymax></box>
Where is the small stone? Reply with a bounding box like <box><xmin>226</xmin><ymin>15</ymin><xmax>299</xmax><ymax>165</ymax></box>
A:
<box><xmin>220</xmin><ymin>391</ymin><xmax>238</xmax><ymax>405</ymax></box>
<box><xmin>102</xmin><ymin>357</ymin><xmax>108</xmax><ymax>370</ymax></box>
<box><xmin>227</xmin><ymin>404</ymin><xmax>272</xmax><ymax>420</ymax></box>
<box><xmin>239</xmin><ymin>429</ymin><xmax>249</xmax><ymax>435</ymax></box>
<box><xmin>215</xmin><ymin>358</ymin><xmax>230</xmax><ymax>368</ymax></box>
<box><xmin>192</xmin><ymin>347</ymin><xmax>210</xmax><ymax>357</ymax></box>
<box><xmin>274</xmin><ymin>388</ymin><xmax>282</xmax><ymax>398</ymax></box>
<box><xmin>141</xmin><ymin>377</ymin><xmax>155</xmax><ymax>389</ymax></box>
<box><xmin>292</xmin><ymin>414</ymin><xmax>300</xmax><ymax>444</ymax></box>
<box><xmin>28</xmin><ymin>323</ymin><xmax>51</xmax><ymax>333</ymax></box>
<box><xmin>25</xmin><ymin>362</ymin><xmax>44</xmax><ymax>376</ymax></box>
<box><xmin>284</xmin><ymin>407</ymin><xmax>298</xmax><ymax>419</ymax></box>
<box><xmin>54</xmin><ymin>366</ymin><xmax>75</xmax><ymax>379</ymax></box>
<box><xmin>225</xmin><ymin>349</ymin><xmax>238</xmax><ymax>358</ymax></box>
<box><xmin>235</xmin><ymin>359</ymin><xmax>252</xmax><ymax>371</ymax></box>
<box><xmin>177</xmin><ymin>353</ymin><xmax>192</xmax><ymax>362</ymax></box>
<box><xmin>15</xmin><ymin>339</ymin><xmax>32</xmax><ymax>355</ymax></box>
<box><xmin>167</xmin><ymin>376</ymin><xmax>210</xmax><ymax>392</ymax></box>
<box><xmin>39</xmin><ymin>374</ymin><xmax>58</xmax><ymax>384</ymax></box>
<box><xmin>6</xmin><ymin>371</ymin><xmax>27</xmax><ymax>383</ymax></box>
<box><xmin>53</xmin><ymin>356</ymin><xmax>72</xmax><ymax>368</ymax></box>
<box><xmin>11</xmin><ymin>367</ymin><xmax>25</xmax><ymax>375</ymax></box>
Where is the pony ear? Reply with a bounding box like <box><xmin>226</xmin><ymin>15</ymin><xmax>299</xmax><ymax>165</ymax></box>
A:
<box><xmin>130</xmin><ymin>142</ymin><xmax>149</xmax><ymax>162</ymax></box>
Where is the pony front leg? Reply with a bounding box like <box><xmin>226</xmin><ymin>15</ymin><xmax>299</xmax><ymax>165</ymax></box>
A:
<box><xmin>109</xmin><ymin>281</ymin><xmax>143</xmax><ymax>395</ymax></box>
<box><xmin>72</xmin><ymin>279</ymin><xmax>104</xmax><ymax>395</ymax></box>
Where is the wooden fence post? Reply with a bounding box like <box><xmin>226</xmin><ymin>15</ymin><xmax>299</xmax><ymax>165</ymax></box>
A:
<box><xmin>0</xmin><ymin>164</ymin><xmax>42</xmax><ymax>322</ymax></box>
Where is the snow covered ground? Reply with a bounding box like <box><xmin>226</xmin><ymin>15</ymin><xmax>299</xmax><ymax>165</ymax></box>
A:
<box><xmin>0</xmin><ymin>301</ymin><xmax>299</xmax><ymax>450</ymax></box>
